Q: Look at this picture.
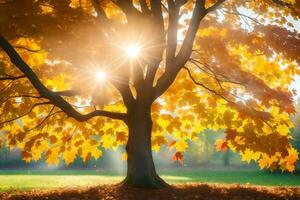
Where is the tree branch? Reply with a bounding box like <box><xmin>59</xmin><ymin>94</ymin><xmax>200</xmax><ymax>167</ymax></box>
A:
<box><xmin>0</xmin><ymin>0</ymin><xmax>15</xmax><ymax>5</ymax></box>
<box><xmin>206</xmin><ymin>0</ymin><xmax>225</xmax><ymax>13</ymax></box>
<box><xmin>53</xmin><ymin>89</ymin><xmax>83</xmax><ymax>97</ymax></box>
<box><xmin>183</xmin><ymin>66</ymin><xmax>273</xmax><ymax>129</ymax></box>
<box><xmin>0</xmin><ymin>102</ymin><xmax>51</xmax><ymax>124</ymax></box>
<box><xmin>13</xmin><ymin>45</ymin><xmax>42</xmax><ymax>53</ymax></box>
<box><xmin>113</xmin><ymin>0</ymin><xmax>142</xmax><ymax>21</ymax></box>
<box><xmin>0</xmin><ymin>34</ymin><xmax>127</xmax><ymax>122</ymax></box>
<box><xmin>154</xmin><ymin>0</ymin><xmax>207</xmax><ymax>99</ymax></box>
<box><xmin>150</xmin><ymin>0</ymin><xmax>164</xmax><ymax>29</ymax></box>
<box><xmin>0</xmin><ymin>94</ymin><xmax>41</xmax><ymax>104</ymax></box>
<box><xmin>175</xmin><ymin>0</ymin><xmax>206</xmax><ymax>64</ymax></box>
<box><xmin>92</xmin><ymin>0</ymin><xmax>111</xmax><ymax>23</ymax></box>
<box><xmin>221</xmin><ymin>9</ymin><xmax>262</xmax><ymax>25</ymax></box>
<box><xmin>166</xmin><ymin>0</ymin><xmax>180</xmax><ymax>63</ymax></box>
<box><xmin>272</xmin><ymin>0</ymin><xmax>299</xmax><ymax>14</ymax></box>
<box><xmin>0</xmin><ymin>75</ymin><xmax>26</xmax><ymax>81</ymax></box>
<box><xmin>272</xmin><ymin>0</ymin><xmax>293</xmax><ymax>8</ymax></box>
<box><xmin>139</xmin><ymin>0</ymin><xmax>150</xmax><ymax>14</ymax></box>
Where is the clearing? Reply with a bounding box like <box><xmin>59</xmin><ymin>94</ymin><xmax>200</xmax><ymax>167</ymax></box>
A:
<box><xmin>0</xmin><ymin>169</ymin><xmax>299</xmax><ymax>192</ymax></box>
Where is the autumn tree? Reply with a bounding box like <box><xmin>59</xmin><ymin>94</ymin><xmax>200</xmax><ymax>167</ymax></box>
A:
<box><xmin>0</xmin><ymin>0</ymin><xmax>299</xmax><ymax>188</ymax></box>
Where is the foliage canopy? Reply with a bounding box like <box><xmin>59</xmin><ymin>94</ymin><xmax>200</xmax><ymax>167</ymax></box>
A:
<box><xmin>0</xmin><ymin>0</ymin><xmax>299</xmax><ymax>174</ymax></box>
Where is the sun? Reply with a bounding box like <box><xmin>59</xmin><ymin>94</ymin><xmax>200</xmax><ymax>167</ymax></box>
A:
<box><xmin>126</xmin><ymin>45</ymin><xmax>140</xmax><ymax>58</ymax></box>
<box><xmin>96</xmin><ymin>71</ymin><xmax>107</xmax><ymax>81</ymax></box>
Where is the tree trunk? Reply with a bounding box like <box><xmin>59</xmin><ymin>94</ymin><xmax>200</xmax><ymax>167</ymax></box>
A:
<box><xmin>223</xmin><ymin>150</ymin><xmax>230</xmax><ymax>166</ymax></box>
<box><xmin>121</xmin><ymin>103</ymin><xmax>168</xmax><ymax>188</ymax></box>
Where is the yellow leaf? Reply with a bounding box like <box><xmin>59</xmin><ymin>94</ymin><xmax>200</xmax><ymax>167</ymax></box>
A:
<box><xmin>259</xmin><ymin>154</ymin><xmax>269</xmax><ymax>169</ymax></box>
<box><xmin>241</xmin><ymin>149</ymin><xmax>255</xmax><ymax>163</ymax></box>
<box><xmin>152</xmin><ymin>144</ymin><xmax>160</xmax><ymax>152</ymax></box>
<box><xmin>46</xmin><ymin>147</ymin><xmax>60</xmax><ymax>165</ymax></box>
<box><xmin>63</xmin><ymin>150</ymin><xmax>77</xmax><ymax>165</ymax></box>
<box><xmin>152</xmin><ymin>135</ymin><xmax>166</xmax><ymax>146</ymax></box>
<box><xmin>175</xmin><ymin>140</ymin><xmax>188</xmax><ymax>152</ymax></box>
<box><xmin>91</xmin><ymin>148</ymin><xmax>102</xmax><ymax>160</ymax></box>
<box><xmin>101</xmin><ymin>135</ymin><xmax>115</xmax><ymax>149</ymax></box>
<box><xmin>122</xmin><ymin>152</ymin><xmax>128</xmax><ymax>161</ymax></box>
<box><xmin>276</xmin><ymin>125</ymin><xmax>289</xmax><ymax>136</ymax></box>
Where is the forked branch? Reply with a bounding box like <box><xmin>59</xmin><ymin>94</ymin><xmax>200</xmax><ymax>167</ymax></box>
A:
<box><xmin>155</xmin><ymin>0</ymin><xmax>225</xmax><ymax>99</ymax></box>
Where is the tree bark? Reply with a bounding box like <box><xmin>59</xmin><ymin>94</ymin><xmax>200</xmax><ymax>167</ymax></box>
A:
<box><xmin>121</xmin><ymin>103</ymin><xmax>168</xmax><ymax>188</ymax></box>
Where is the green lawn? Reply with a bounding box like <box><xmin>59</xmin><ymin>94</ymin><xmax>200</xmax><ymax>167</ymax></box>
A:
<box><xmin>0</xmin><ymin>169</ymin><xmax>299</xmax><ymax>192</ymax></box>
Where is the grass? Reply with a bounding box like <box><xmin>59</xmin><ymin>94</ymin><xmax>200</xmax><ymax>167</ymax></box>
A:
<box><xmin>0</xmin><ymin>169</ymin><xmax>299</xmax><ymax>192</ymax></box>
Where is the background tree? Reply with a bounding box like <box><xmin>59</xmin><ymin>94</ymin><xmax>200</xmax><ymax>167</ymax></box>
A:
<box><xmin>291</xmin><ymin>98</ymin><xmax>300</xmax><ymax>169</ymax></box>
<box><xmin>0</xmin><ymin>0</ymin><xmax>299</xmax><ymax>188</ymax></box>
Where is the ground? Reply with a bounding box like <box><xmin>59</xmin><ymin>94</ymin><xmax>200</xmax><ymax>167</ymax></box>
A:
<box><xmin>0</xmin><ymin>169</ymin><xmax>300</xmax><ymax>191</ymax></box>
<box><xmin>0</xmin><ymin>183</ymin><xmax>299</xmax><ymax>200</ymax></box>
<box><xmin>0</xmin><ymin>169</ymin><xmax>299</xmax><ymax>199</ymax></box>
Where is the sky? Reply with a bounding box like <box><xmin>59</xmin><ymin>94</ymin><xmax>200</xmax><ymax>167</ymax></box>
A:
<box><xmin>292</xmin><ymin>76</ymin><xmax>300</xmax><ymax>100</ymax></box>
<box><xmin>290</xmin><ymin>18</ymin><xmax>300</xmax><ymax>100</ymax></box>
<box><xmin>234</xmin><ymin>8</ymin><xmax>300</xmax><ymax>100</ymax></box>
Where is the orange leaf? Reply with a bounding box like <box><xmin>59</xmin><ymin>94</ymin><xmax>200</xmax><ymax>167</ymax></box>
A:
<box><xmin>215</xmin><ymin>139</ymin><xmax>228</xmax><ymax>152</ymax></box>
<box><xmin>172</xmin><ymin>152</ymin><xmax>184</xmax><ymax>164</ymax></box>
<box><xmin>168</xmin><ymin>140</ymin><xmax>176</xmax><ymax>147</ymax></box>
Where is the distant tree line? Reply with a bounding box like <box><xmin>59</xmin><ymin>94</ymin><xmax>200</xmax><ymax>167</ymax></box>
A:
<box><xmin>0</xmin><ymin>130</ymin><xmax>249</xmax><ymax>169</ymax></box>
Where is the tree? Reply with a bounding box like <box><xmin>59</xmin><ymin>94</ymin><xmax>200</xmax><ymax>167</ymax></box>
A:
<box><xmin>184</xmin><ymin>129</ymin><xmax>220</xmax><ymax>166</ymax></box>
<box><xmin>0</xmin><ymin>0</ymin><xmax>299</xmax><ymax>188</ymax></box>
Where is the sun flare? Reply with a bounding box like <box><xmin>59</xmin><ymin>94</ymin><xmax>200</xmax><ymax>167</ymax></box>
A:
<box><xmin>126</xmin><ymin>45</ymin><xmax>140</xmax><ymax>58</ymax></box>
<box><xmin>96</xmin><ymin>71</ymin><xmax>107</xmax><ymax>81</ymax></box>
